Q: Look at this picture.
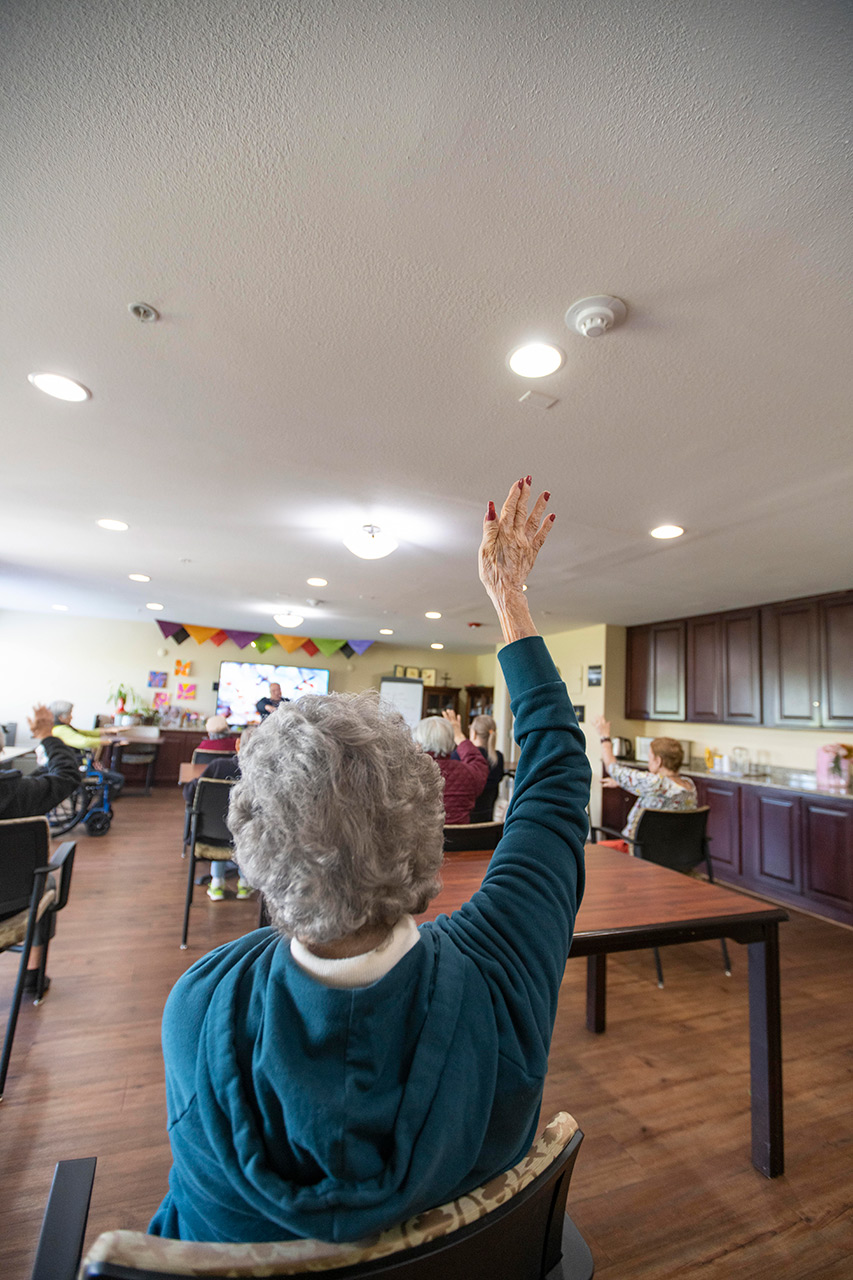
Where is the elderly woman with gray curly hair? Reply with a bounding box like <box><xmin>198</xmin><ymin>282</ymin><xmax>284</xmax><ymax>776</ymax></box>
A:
<box><xmin>150</xmin><ymin>476</ymin><xmax>591</xmax><ymax>1246</ymax></box>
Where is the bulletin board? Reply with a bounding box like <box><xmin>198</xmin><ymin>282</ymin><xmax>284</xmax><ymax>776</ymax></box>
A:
<box><xmin>379</xmin><ymin>678</ymin><xmax>424</xmax><ymax>730</ymax></box>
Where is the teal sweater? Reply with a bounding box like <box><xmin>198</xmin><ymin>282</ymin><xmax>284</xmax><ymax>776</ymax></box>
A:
<box><xmin>150</xmin><ymin>635</ymin><xmax>590</xmax><ymax>1243</ymax></box>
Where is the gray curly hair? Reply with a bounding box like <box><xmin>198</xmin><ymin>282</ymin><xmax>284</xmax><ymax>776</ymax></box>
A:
<box><xmin>228</xmin><ymin>691</ymin><xmax>446</xmax><ymax>944</ymax></box>
<box><xmin>413</xmin><ymin>716</ymin><xmax>454</xmax><ymax>757</ymax></box>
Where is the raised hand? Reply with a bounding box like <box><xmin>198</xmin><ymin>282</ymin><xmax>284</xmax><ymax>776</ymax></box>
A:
<box><xmin>27</xmin><ymin>704</ymin><xmax>55</xmax><ymax>740</ymax></box>
<box><xmin>592</xmin><ymin>715</ymin><xmax>611</xmax><ymax>739</ymax></box>
<box><xmin>442</xmin><ymin>708</ymin><xmax>466</xmax><ymax>744</ymax></box>
<box><xmin>479</xmin><ymin>476</ymin><xmax>554</xmax><ymax>643</ymax></box>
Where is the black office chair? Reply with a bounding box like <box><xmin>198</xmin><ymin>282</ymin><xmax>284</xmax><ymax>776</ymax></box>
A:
<box><xmin>591</xmin><ymin>806</ymin><xmax>732</xmax><ymax>987</ymax></box>
<box><xmin>31</xmin><ymin>1112</ymin><xmax>593</xmax><ymax>1280</ymax></box>
<box><xmin>181</xmin><ymin>777</ymin><xmax>237</xmax><ymax>949</ymax></box>
<box><xmin>0</xmin><ymin>817</ymin><xmax>76</xmax><ymax>1099</ymax></box>
<box><xmin>443</xmin><ymin>820</ymin><xmax>504</xmax><ymax>854</ymax></box>
<box><xmin>192</xmin><ymin>748</ymin><xmax>236</xmax><ymax>767</ymax></box>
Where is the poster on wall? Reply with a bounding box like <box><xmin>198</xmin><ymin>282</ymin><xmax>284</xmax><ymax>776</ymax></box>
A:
<box><xmin>152</xmin><ymin>690</ymin><xmax>171</xmax><ymax>709</ymax></box>
<box><xmin>177</xmin><ymin>682</ymin><xmax>197</xmax><ymax>701</ymax></box>
<box><xmin>148</xmin><ymin>671</ymin><xmax>168</xmax><ymax>688</ymax></box>
<box><xmin>175</xmin><ymin>660</ymin><xmax>192</xmax><ymax>677</ymax></box>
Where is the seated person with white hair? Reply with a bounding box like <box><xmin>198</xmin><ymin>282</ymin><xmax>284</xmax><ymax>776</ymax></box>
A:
<box><xmin>149</xmin><ymin>476</ymin><xmax>591</xmax><ymax>1244</ymax></box>
<box><xmin>196</xmin><ymin>715</ymin><xmax>239</xmax><ymax>755</ymax></box>
<box><xmin>49</xmin><ymin>700</ymin><xmax>125</xmax><ymax>800</ymax></box>
<box><xmin>412</xmin><ymin>709</ymin><xmax>488</xmax><ymax>824</ymax></box>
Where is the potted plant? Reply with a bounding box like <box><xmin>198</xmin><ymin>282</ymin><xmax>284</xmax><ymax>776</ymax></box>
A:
<box><xmin>108</xmin><ymin>683</ymin><xmax>141</xmax><ymax>726</ymax></box>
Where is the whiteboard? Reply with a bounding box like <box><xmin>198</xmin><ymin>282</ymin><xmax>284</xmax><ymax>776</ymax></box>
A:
<box><xmin>379</xmin><ymin>678</ymin><xmax>424</xmax><ymax>729</ymax></box>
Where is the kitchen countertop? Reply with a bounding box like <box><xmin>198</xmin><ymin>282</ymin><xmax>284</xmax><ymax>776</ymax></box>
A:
<box><xmin>611</xmin><ymin>757</ymin><xmax>853</xmax><ymax>801</ymax></box>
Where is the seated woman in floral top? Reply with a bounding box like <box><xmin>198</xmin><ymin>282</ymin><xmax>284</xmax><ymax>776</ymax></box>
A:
<box><xmin>592</xmin><ymin>715</ymin><xmax>697</xmax><ymax>850</ymax></box>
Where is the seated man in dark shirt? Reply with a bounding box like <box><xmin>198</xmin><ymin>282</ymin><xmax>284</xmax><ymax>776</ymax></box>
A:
<box><xmin>256</xmin><ymin>682</ymin><xmax>287</xmax><ymax>720</ymax></box>
<box><xmin>1</xmin><ymin>705</ymin><xmax>83</xmax><ymax>993</ymax></box>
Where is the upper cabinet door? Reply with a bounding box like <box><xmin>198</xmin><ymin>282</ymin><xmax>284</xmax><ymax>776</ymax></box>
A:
<box><xmin>625</xmin><ymin>625</ymin><xmax>652</xmax><ymax>719</ymax></box>
<box><xmin>687</xmin><ymin>615</ymin><xmax>723</xmax><ymax>721</ymax></box>
<box><xmin>649</xmin><ymin>621</ymin><xmax>686</xmax><ymax>720</ymax></box>
<box><xmin>721</xmin><ymin>608</ymin><xmax>763</xmax><ymax>725</ymax></box>
<box><xmin>761</xmin><ymin>600</ymin><xmax>821</xmax><ymax>728</ymax></box>
<box><xmin>820</xmin><ymin>593</ymin><xmax>853</xmax><ymax>729</ymax></box>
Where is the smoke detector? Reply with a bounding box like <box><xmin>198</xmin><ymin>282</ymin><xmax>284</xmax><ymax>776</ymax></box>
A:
<box><xmin>565</xmin><ymin>295</ymin><xmax>626</xmax><ymax>338</ymax></box>
<box><xmin>128</xmin><ymin>301</ymin><xmax>160</xmax><ymax>323</ymax></box>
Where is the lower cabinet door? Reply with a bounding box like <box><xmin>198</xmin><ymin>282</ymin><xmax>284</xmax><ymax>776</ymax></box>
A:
<box><xmin>600</xmin><ymin>783</ymin><xmax>634</xmax><ymax>836</ymax></box>
<box><xmin>695</xmin><ymin>777</ymin><xmax>742</xmax><ymax>881</ymax></box>
<box><xmin>741</xmin><ymin>787</ymin><xmax>802</xmax><ymax>895</ymax></box>
<box><xmin>800</xmin><ymin>796</ymin><xmax>853</xmax><ymax>921</ymax></box>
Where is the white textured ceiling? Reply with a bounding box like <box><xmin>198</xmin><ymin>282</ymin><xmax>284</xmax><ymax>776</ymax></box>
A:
<box><xmin>1</xmin><ymin>0</ymin><xmax>851</xmax><ymax>650</ymax></box>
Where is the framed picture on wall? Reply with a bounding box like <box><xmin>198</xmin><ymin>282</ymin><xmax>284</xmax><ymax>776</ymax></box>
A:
<box><xmin>405</xmin><ymin>667</ymin><xmax>420</xmax><ymax>679</ymax></box>
<box><xmin>394</xmin><ymin>665</ymin><xmax>406</xmax><ymax>678</ymax></box>
<box><xmin>420</xmin><ymin>668</ymin><xmax>436</xmax><ymax>686</ymax></box>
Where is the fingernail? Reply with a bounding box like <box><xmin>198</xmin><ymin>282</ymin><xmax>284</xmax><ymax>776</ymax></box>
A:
<box><xmin>544</xmin><ymin>491</ymin><xmax>550</xmax><ymax>501</ymax></box>
<box><xmin>526</xmin><ymin>475</ymin><xmax>532</xmax><ymax>485</ymax></box>
<box><xmin>549</xmin><ymin>513</ymin><xmax>556</xmax><ymax>521</ymax></box>
<box><xmin>486</xmin><ymin>501</ymin><xmax>496</xmax><ymax>520</ymax></box>
<box><xmin>518</xmin><ymin>479</ymin><xmax>524</xmax><ymax>490</ymax></box>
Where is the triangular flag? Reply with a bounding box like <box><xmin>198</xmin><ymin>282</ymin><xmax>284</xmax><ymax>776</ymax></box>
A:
<box><xmin>347</xmin><ymin>640</ymin><xmax>375</xmax><ymax>655</ymax></box>
<box><xmin>312</xmin><ymin>638</ymin><xmax>346</xmax><ymax>657</ymax></box>
<box><xmin>226</xmin><ymin>630</ymin><xmax>260</xmax><ymax>649</ymax></box>
<box><xmin>156</xmin><ymin>620</ymin><xmax>184</xmax><ymax>639</ymax></box>
<box><xmin>184</xmin><ymin>625</ymin><xmax>220</xmax><ymax>644</ymax></box>
<box><xmin>254</xmin><ymin>633</ymin><xmax>276</xmax><ymax>653</ymax></box>
<box><xmin>340</xmin><ymin>643</ymin><xmax>355</xmax><ymax>659</ymax></box>
<box><xmin>209</xmin><ymin>630</ymin><xmax>229</xmax><ymax>646</ymax></box>
<box><xmin>172</xmin><ymin>627</ymin><xmax>190</xmax><ymax>644</ymax></box>
<box><xmin>275</xmin><ymin>635</ymin><xmax>309</xmax><ymax>653</ymax></box>
<box><xmin>301</xmin><ymin>639</ymin><xmax>320</xmax><ymax>657</ymax></box>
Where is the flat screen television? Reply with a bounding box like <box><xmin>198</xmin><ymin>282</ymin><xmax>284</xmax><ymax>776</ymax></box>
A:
<box><xmin>216</xmin><ymin>662</ymin><xmax>330</xmax><ymax>724</ymax></box>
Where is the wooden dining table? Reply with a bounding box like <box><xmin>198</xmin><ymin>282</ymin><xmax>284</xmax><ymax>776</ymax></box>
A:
<box><xmin>420</xmin><ymin>843</ymin><xmax>788</xmax><ymax>1178</ymax></box>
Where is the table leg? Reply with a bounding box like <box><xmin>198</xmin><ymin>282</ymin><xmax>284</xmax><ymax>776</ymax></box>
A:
<box><xmin>586</xmin><ymin>954</ymin><xmax>606</xmax><ymax>1033</ymax></box>
<box><xmin>747</xmin><ymin>923</ymin><xmax>784</xmax><ymax>1177</ymax></box>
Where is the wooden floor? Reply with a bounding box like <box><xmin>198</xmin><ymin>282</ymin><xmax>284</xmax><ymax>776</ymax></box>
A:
<box><xmin>1</xmin><ymin>789</ymin><xmax>852</xmax><ymax>1279</ymax></box>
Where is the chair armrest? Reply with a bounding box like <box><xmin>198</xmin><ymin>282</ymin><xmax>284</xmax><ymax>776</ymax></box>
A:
<box><xmin>589</xmin><ymin>825</ymin><xmax>635</xmax><ymax>844</ymax></box>
<box><xmin>31</xmin><ymin>1156</ymin><xmax>97</xmax><ymax>1280</ymax></box>
<box><xmin>46</xmin><ymin>841</ymin><xmax>77</xmax><ymax>911</ymax></box>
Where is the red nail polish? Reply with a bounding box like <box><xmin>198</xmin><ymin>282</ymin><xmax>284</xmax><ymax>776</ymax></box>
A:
<box><xmin>549</xmin><ymin>513</ymin><xmax>556</xmax><ymax>521</ymax></box>
<box><xmin>486</xmin><ymin>502</ymin><xmax>496</xmax><ymax>520</ymax></box>
<box><xmin>518</xmin><ymin>479</ymin><xmax>524</xmax><ymax>491</ymax></box>
<box><xmin>544</xmin><ymin>491</ymin><xmax>550</xmax><ymax>501</ymax></box>
<box><xmin>526</xmin><ymin>475</ymin><xmax>532</xmax><ymax>485</ymax></box>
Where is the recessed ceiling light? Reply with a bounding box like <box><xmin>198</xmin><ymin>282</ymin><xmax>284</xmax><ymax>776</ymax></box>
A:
<box><xmin>508</xmin><ymin>343</ymin><xmax>565</xmax><ymax>378</ymax></box>
<box><xmin>379</xmin><ymin>628</ymin><xmax>394</xmax><ymax>635</ymax></box>
<box><xmin>650</xmin><ymin>525</ymin><xmax>684</xmax><ymax>539</ymax></box>
<box><xmin>146</xmin><ymin>602</ymin><xmax>164</xmax><ymax>611</ymax></box>
<box><xmin>28</xmin><ymin>372</ymin><xmax>91</xmax><ymax>401</ymax></box>
<box><xmin>425</xmin><ymin>611</ymin><xmax>442</xmax><ymax>620</ymax></box>
<box><xmin>52</xmin><ymin>604</ymin><xmax>68</xmax><ymax>611</ymax></box>
<box><xmin>273</xmin><ymin>612</ymin><xmax>304</xmax><ymax>628</ymax></box>
<box><xmin>431</xmin><ymin>643</ymin><xmax>444</xmax><ymax>650</ymax></box>
<box><xmin>250</xmin><ymin>641</ymin><xmax>257</xmax><ymax>647</ymax></box>
<box><xmin>306</xmin><ymin>577</ymin><xmax>328</xmax><ymax>587</ymax></box>
<box><xmin>343</xmin><ymin>525</ymin><xmax>398</xmax><ymax>559</ymax></box>
<box><xmin>97</xmin><ymin>518</ymin><xmax>129</xmax><ymax>532</ymax></box>
<box><xmin>128</xmin><ymin>573</ymin><xmax>150</xmax><ymax>582</ymax></box>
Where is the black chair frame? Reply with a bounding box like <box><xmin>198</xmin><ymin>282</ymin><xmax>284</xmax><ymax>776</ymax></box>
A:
<box><xmin>443</xmin><ymin>820</ymin><xmax>504</xmax><ymax>854</ymax></box>
<box><xmin>181</xmin><ymin>777</ymin><xmax>237</xmax><ymax>949</ymax></box>
<box><xmin>591</xmin><ymin>806</ymin><xmax>731</xmax><ymax>986</ymax></box>
<box><xmin>0</xmin><ymin>818</ymin><xmax>76</xmax><ymax>1099</ymax></box>
<box><xmin>32</xmin><ymin>1128</ymin><xmax>593</xmax><ymax>1280</ymax></box>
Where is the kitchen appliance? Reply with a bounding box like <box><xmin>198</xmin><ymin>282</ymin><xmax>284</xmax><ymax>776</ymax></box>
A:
<box><xmin>612</xmin><ymin>736</ymin><xmax>633</xmax><ymax>759</ymax></box>
<box><xmin>635</xmin><ymin>736</ymin><xmax>692</xmax><ymax>765</ymax></box>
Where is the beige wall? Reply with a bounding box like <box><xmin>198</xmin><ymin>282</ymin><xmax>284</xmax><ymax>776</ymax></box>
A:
<box><xmin>0</xmin><ymin>610</ymin><xmax>489</xmax><ymax>742</ymax></box>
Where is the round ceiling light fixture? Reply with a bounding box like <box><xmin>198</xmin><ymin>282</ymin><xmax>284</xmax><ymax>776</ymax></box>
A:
<box><xmin>146</xmin><ymin>602</ymin><xmax>164</xmax><ymax>611</ymax></box>
<box><xmin>343</xmin><ymin>525</ymin><xmax>398</xmax><ymax>560</ymax></box>
<box><xmin>565</xmin><ymin>295</ymin><xmax>627</xmax><ymax>338</ymax></box>
<box><xmin>431</xmin><ymin>643</ymin><xmax>444</xmax><ymax>650</ymax></box>
<box><xmin>273</xmin><ymin>612</ymin><xmax>304</xmax><ymax>628</ymax></box>
<box><xmin>379</xmin><ymin>628</ymin><xmax>394</xmax><ymax>635</ymax></box>
<box><xmin>306</xmin><ymin>577</ymin><xmax>328</xmax><ymax>587</ymax></box>
<box><xmin>97</xmin><ymin>518</ymin><xmax>129</xmax><ymax>531</ymax></box>
<box><xmin>650</xmin><ymin>525</ymin><xmax>684</xmax><ymax>539</ymax></box>
<box><xmin>424</xmin><ymin>611</ymin><xmax>442</xmax><ymax>620</ymax></box>
<box><xmin>507</xmin><ymin>342</ymin><xmax>565</xmax><ymax>378</ymax></box>
<box><xmin>128</xmin><ymin>573</ymin><xmax>150</xmax><ymax>582</ymax></box>
<box><xmin>28</xmin><ymin>372</ymin><xmax>92</xmax><ymax>401</ymax></box>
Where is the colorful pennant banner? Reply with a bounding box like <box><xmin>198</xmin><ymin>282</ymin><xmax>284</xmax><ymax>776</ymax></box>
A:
<box><xmin>154</xmin><ymin>620</ymin><xmax>375</xmax><ymax>659</ymax></box>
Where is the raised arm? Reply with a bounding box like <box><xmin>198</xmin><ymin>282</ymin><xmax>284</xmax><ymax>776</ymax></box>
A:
<box><xmin>5</xmin><ymin>706</ymin><xmax>83</xmax><ymax>817</ymax></box>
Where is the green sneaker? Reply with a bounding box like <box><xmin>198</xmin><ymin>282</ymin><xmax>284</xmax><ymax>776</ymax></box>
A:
<box><xmin>207</xmin><ymin>883</ymin><xmax>225</xmax><ymax>901</ymax></box>
<box><xmin>236</xmin><ymin>881</ymin><xmax>252</xmax><ymax>900</ymax></box>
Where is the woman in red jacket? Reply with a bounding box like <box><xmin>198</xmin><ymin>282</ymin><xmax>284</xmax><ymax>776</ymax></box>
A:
<box><xmin>413</xmin><ymin>711</ymin><xmax>489</xmax><ymax>823</ymax></box>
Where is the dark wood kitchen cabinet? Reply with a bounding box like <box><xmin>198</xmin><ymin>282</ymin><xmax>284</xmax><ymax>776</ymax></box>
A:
<box><xmin>686</xmin><ymin>609</ymin><xmax>761</xmax><ymax>725</ymax></box>
<box><xmin>626</xmin><ymin>621</ymin><xmax>685</xmax><ymax>721</ymax></box>
<box><xmin>694</xmin><ymin>776</ymin><xmax>742</xmax><ymax>881</ymax></box>
<box><xmin>740</xmin><ymin>787</ymin><xmax>802</xmax><ymax>898</ymax></box>
<box><xmin>761</xmin><ymin>598</ymin><xmax>822</xmax><ymax>728</ymax></box>
<box><xmin>153</xmin><ymin>730</ymin><xmax>206</xmax><ymax>785</ymax></box>
<box><xmin>820</xmin><ymin>594</ymin><xmax>853</xmax><ymax>729</ymax></box>
<box><xmin>800</xmin><ymin>794</ymin><xmax>853</xmax><ymax>922</ymax></box>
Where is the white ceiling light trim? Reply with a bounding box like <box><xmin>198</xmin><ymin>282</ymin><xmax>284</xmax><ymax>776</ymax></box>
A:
<box><xmin>650</xmin><ymin>525</ymin><xmax>684</xmax><ymax>539</ymax></box>
<box><xmin>379</xmin><ymin>628</ymin><xmax>394</xmax><ymax>635</ymax></box>
<box><xmin>430</xmin><ymin>642</ymin><xmax>444</xmax><ymax>650</ymax></box>
<box><xmin>507</xmin><ymin>343</ymin><xmax>565</xmax><ymax>378</ymax></box>
<box><xmin>28</xmin><ymin>372</ymin><xmax>91</xmax><ymax>401</ymax></box>
<box><xmin>343</xmin><ymin>525</ymin><xmax>398</xmax><ymax>559</ymax></box>
<box><xmin>273</xmin><ymin>611</ymin><xmax>304</xmax><ymax>628</ymax></box>
<box><xmin>306</xmin><ymin>577</ymin><xmax>328</xmax><ymax>587</ymax></box>
<box><xmin>146</xmin><ymin>602</ymin><xmax>164</xmax><ymax>611</ymax></box>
